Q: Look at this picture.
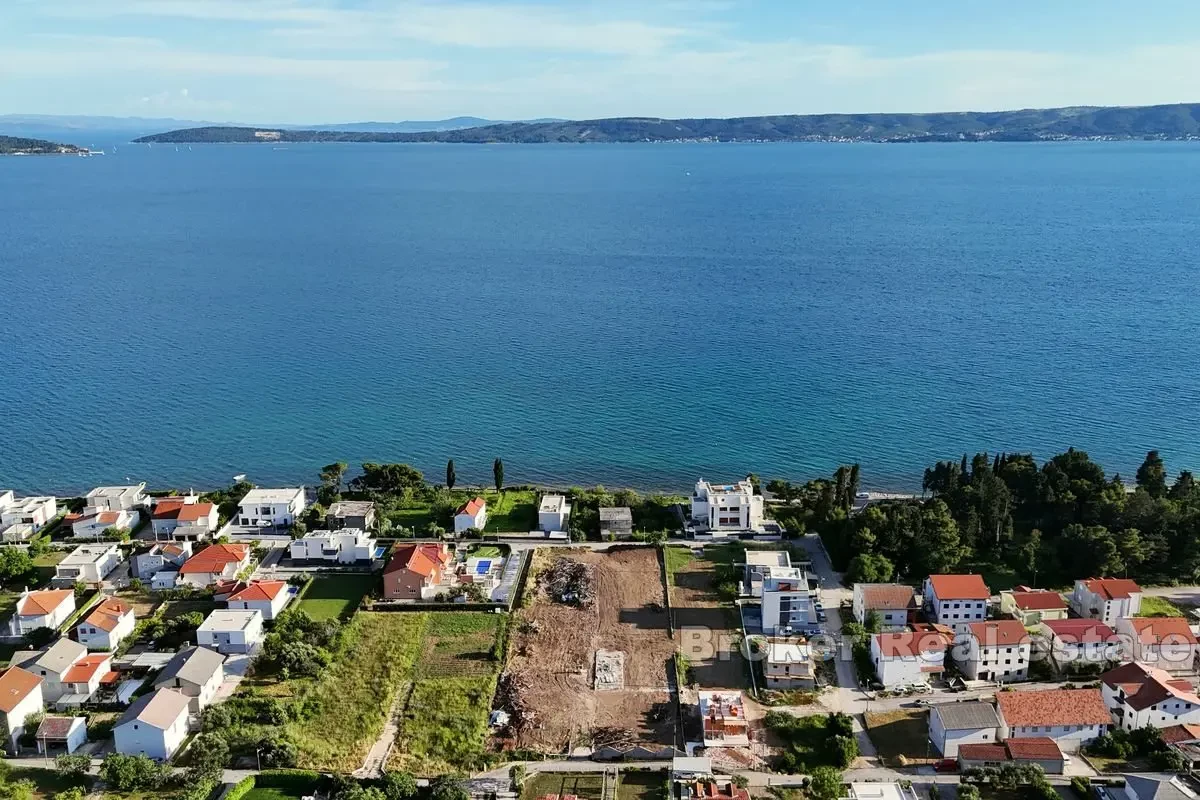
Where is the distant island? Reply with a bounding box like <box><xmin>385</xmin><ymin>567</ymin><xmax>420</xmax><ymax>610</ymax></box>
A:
<box><xmin>135</xmin><ymin>102</ymin><xmax>1200</xmax><ymax>144</ymax></box>
<box><xmin>0</xmin><ymin>134</ymin><xmax>88</xmax><ymax>155</ymax></box>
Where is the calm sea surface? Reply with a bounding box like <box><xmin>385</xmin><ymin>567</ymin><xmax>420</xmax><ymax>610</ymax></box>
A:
<box><xmin>2</xmin><ymin>140</ymin><xmax>1198</xmax><ymax>494</ymax></box>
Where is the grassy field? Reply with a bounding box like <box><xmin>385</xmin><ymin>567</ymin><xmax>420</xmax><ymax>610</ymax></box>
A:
<box><xmin>1138</xmin><ymin>596</ymin><xmax>1183</xmax><ymax>617</ymax></box>
<box><xmin>521</xmin><ymin>773</ymin><xmax>605</xmax><ymax>800</ymax></box>
<box><xmin>7</xmin><ymin>767</ymin><xmax>92</xmax><ymax>799</ymax></box>
<box><xmin>864</xmin><ymin>709</ymin><xmax>932</xmax><ymax>766</ymax></box>
<box><xmin>663</xmin><ymin>545</ymin><xmax>695</xmax><ymax>583</ymax></box>
<box><xmin>483</xmin><ymin>490</ymin><xmax>538</xmax><ymax>532</ymax></box>
<box><xmin>393</xmin><ymin>612</ymin><xmax>506</xmax><ymax>773</ymax></box>
<box><xmin>244</xmin><ymin>788</ymin><xmax>305</xmax><ymax>800</ymax></box>
<box><xmin>468</xmin><ymin>544</ymin><xmax>504</xmax><ymax>559</ymax></box>
<box><xmin>615</xmin><ymin>773</ymin><xmax>668</xmax><ymax>800</ymax></box>
<box><xmin>295</xmin><ymin>574</ymin><xmax>373</xmax><ymax>620</ymax></box>
<box><xmin>289</xmin><ymin>612</ymin><xmax>426</xmax><ymax>771</ymax></box>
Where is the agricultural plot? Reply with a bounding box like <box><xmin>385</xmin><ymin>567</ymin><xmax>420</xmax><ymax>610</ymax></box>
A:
<box><xmin>499</xmin><ymin>547</ymin><xmax>676</xmax><ymax>753</ymax></box>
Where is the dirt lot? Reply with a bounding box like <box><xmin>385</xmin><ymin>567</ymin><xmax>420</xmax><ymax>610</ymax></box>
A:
<box><xmin>502</xmin><ymin>547</ymin><xmax>676</xmax><ymax>752</ymax></box>
<box><xmin>670</xmin><ymin>548</ymin><xmax>747</xmax><ymax>690</ymax></box>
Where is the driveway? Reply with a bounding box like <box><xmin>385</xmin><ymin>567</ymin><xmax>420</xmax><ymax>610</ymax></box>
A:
<box><xmin>213</xmin><ymin>645</ymin><xmax>258</xmax><ymax>703</ymax></box>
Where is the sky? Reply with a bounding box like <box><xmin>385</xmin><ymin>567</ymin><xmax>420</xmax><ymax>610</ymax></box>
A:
<box><xmin>4</xmin><ymin>0</ymin><xmax>1200</xmax><ymax>124</ymax></box>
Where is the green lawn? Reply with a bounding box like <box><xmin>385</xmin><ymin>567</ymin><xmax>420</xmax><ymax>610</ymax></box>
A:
<box><xmin>616</xmin><ymin>773</ymin><xmax>668</xmax><ymax>800</ymax></box>
<box><xmin>1138</xmin><ymin>596</ymin><xmax>1183</xmax><ymax>618</ymax></box>
<box><xmin>483</xmin><ymin>490</ymin><xmax>538</xmax><ymax>532</ymax></box>
<box><xmin>295</xmin><ymin>574</ymin><xmax>373</xmax><ymax>620</ymax></box>
<box><xmin>244</xmin><ymin>788</ymin><xmax>305</xmax><ymax>800</ymax></box>
<box><xmin>663</xmin><ymin>545</ymin><xmax>695</xmax><ymax>584</ymax></box>
<box><xmin>467</xmin><ymin>544</ymin><xmax>504</xmax><ymax>559</ymax></box>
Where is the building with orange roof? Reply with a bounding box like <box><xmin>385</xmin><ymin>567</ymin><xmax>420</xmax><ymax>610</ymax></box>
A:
<box><xmin>454</xmin><ymin>497</ymin><xmax>489</xmax><ymax>534</ymax></box>
<box><xmin>1101</xmin><ymin>661</ymin><xmax>1200</xmax><ymax>731</ymax></box>
<box><xmin>77</xmin><ymin>596</ymin><xmax>136</xmax><ymax>651</ymax></box>
<box><xmin>958</xmin><ymin>737</ymin><xmax>1066</xmax><ymax>774</ymax></box>
<box><xmin>1000</xmin><ymin>589</ymin><xmax>1069</xmax><ymax>626</ymax></box>
<box><xmin>1117</xmin><ymin>616</ymin><xmax>1200</xmax><ymax>674</ymax></box>
<box><xmin>870</xmin><ymin>626</ymin><xmax>955</xmax><ymax>687</ymax></box>
<box><xmin>995</xmin><ymin>688</ymin><xmax>1112</xmax><ymax>752</ymax></box>
<box><xmin>0</xmin><ymin>667</ymin><xmax>44</xmax><ymax>753</ymax></box>
<box><xmin>65</xmin><ymin>508</ymin><xmax>138</xmax><ymax>541</ymax></box>
<box><xmin>11</xmin><ymin>639</ymin><xmax>87</xmax><ymax>703</ymax></box>
<box><xmin>8</xmin><ymin>588</ymin><xmax>76</xmax><ymax>636</ymax></box>
<box><xmin>61</xmin><ymin>653</ymin><xmax>113</xmax><ymax>703</ymax></box>
<box><xmin>383</xmin><ymin>543</ymin><xmax>453</xmax><ymax>600</ymax></box>
<box><xmin>923</xmin><ymin>574</ymin><xmax>991</xmax><ymax>634</ymax></box>
<box><xmin>227</xmin><ymin>580</ymin><xmax>292</xmax><ymax>620</ymax></box>
<box><xmin>698</xmin><ymin>691</ymin><xmax>750</xmax><ymax>747</ymax></box>
<box><xmin>133</xmin><ymin>541</ymin><xmax>193</xmax><ymax>583</ymax></box>
<box><xmin>956</xmin><ymin>620</ymin><xmax>1033</xmax><ymax>682</ymax></box>
<box><xmin>1041</xmin><ymin>619</ymin><xmax>1122</xmax><ymax>668</ymax></box>
<box><xmin>178</xmin><ymin>543</ymin><xmax>251</xmax><ymax>588</ymax></box>
<box><xmin>1071</xmin><ymin>578</ymin><xmax>1143</xmax><ymax>625</ymax></box>
<box><xmin>151</xmin><ymin>495</ymin><xmax>218</xmax><ymax>540</ymax></box>
<box><xmin>853</xmin><ymin>583</ymin><xmax>917</xmax><ymax>631</ymax></box>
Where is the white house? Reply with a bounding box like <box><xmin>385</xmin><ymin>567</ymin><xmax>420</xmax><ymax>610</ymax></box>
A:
<box><xmin>113</xmin><ymin>688</ymin><xmax>191</xmax><ymax>760</ymax></box>
<box><xmin>538</xmin><ymin>494</ymin><xmax>571</xmax><ymax>532</ymax></box>
<box><xmin>60</xmin><ymin>653</ymin><xmax>113</xmax><ymax>704</ymax></box>
<box><xmin>691</xmin><ymin>479</ymin><xmax>764</xmax><ymax>533</ymax></box>
<box><xmin>1117</xmin><ymin>617</ymin><xmax>1200</xmax><ymax>674</ymax></box>
<box><xmin>454</xmin><ymin>497</ymin><xmax>488</xmax><ymax>534</ymax></box>
<box><xmin>923</xmin><ymin>574</ymin><xmax>991</xmax><ymax>634</ymax></box>
<box><xmin>196</xmin><ymin>610</ymin><xmax>264</xmax><ymax>654</ymax></box>
<box><xmin>0</xmin><ymin>491</ymin><xmax>10</xmax><ymax>510</ymax></box>
<box><xmin>12</xmin><ymin>639</ymin><xmax>88</xmax><ymax>703</ymax></box>
<box><xmin>134</xmin><ymin>542</ymin><xmax>192</xmax><ymax>580</ymax></box>
<box><xmin>85</xmin><ymin>484</ymin><xmax>148</xmax><ymax>513</ymax></box>
<box><xmin>153</xmin><ymin>646</ymin><xmax>225</xmax><ymax>713</ymax></box>
<box><xmin>0</xmin><ymin>496</ymin><xmax>58</xmax><ymax>532</ymax></box>
<box><xmin>55</xmin><ymin>543</ymin><xmax>123</xmax><ymax>584</ymax></box>
<box><xmin>288</xmin><ymin>528</ymin><xmax>375</xmax><ymax>564</ymax></box>
<box><xmin>0</xmin><ymin>667</ymin><xmax>44</xmax><ymax>754</ymax></box>
<box><xmin>1071</xmin><ymin>578</ymin><xmax>1143</xmax><ymax>626</ymax></box>
<box><xmin>870</xmin><ymin>626</ymin><xmax>954</xmax><ymax>687</ymax></box>
<box><xmin>995</xmin><ymin>688</ymin><xmax>1112</xmax><ymax>753</ymax></box>
<box><xmin>178</xmin><ymin>543</ymin><xmax>252</xmax><ymax>588</ymax></box>
<box><xmin>9</xmin><ymin>589</ymin><xmax>76</xmax><ymax>636</ymax></box>
<box><xmin>236</xmin><ymin>487</ymin><xmax>306</xmax><ymax>529</ymax></box>
<box><xmin>760</xmin><ymin>568</ymin><xmax>817</xmax><ymax>635</ymax></box>
<box><xmin>742</xmin><ymin>551</ymin><xmax>791</xmax><ymax>597</ymax></box>
<box><xmin>955</xmin><ymin>620</ymin><xmax>1032</xmax><ymax>682</ymax></box>
<box><xmin>66</xmin><ymin>508</ymin><xmax>137</xmax><ymax>540</ymax></box>
<box><xmin>1101</xmin><ymin>661</ymin><xmax>1200</xmax><ymax>731</ymax></box>
<box><xmin>763</xmin><ymin>642</ymin><xmax>816</xmax><ymax>689</ymax></box>
<box><xmin>930</xmin><ymin>701</ymin><xmax>1002</xmax><ymax>758</ymax></box>
<box><xmin>227</xmin><ymin>581</ymin><xmax>291</xmax><ymax>621</ymax></box>
<box><xmin>151</xmin><ymin>496</ymin><xmax>218</xmax><ymax>540</ymax></box>
<box><xmin>76</xmin><ymin>596</ymin><xmax>136</xmax><ymax>651</ymax></box>
<box><xmin>1000</xmin><ymin>589</ymin><xmax>1069</xmax><ymax>626</ymax></box>
<box><xmin>1042</xmin><ymin>619</ymin><xmax>1121</xmax><ymax>667</ymax></box>
<box><xmin>852</xmin><ymin>584</ymin><xmax>916</xmax><ymax>630</ymax></box>
<box><xmin>35</xmin><ymin>716</ymin><xmax>88</xmax><ymax>755</ymax></box>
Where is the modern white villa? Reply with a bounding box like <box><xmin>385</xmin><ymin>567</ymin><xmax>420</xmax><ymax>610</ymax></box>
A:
<box><xmin>236</xmin><ymin>487</ymin><xmax>306</xmax><ymax>529</ymax></box>
<box><xmin>691</xmin><ymin>479</ymin><xmax>764</xmax><ymax>533</ymax></box>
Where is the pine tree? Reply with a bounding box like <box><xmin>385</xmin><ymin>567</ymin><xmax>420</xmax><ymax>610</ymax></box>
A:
<box><xmin>446</xmin><ymin>459</ymin><xmax>456</xmax><ymax>490</ymax></box>
<box><xmin>493</xmin><ymin>458</ymin><xmax>504</xmax><ymax>492</ymax></box>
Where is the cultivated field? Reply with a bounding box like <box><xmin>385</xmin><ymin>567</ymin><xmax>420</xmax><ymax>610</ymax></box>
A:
<box><xmin>502</xmin><ymin>547</ymin><xmax>675</xmax><ymax>752</ymax></box>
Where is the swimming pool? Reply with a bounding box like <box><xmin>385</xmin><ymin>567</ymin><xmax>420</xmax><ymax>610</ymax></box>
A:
<box><xmin>475</xmin><ymin>559</ymin><xmax>492</xmax><ymax>574</ymax></box>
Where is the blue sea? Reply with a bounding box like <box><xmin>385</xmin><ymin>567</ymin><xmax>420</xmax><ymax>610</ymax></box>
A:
<box><xmin>2</xmin><ymin>139</ymin><xmax>1198</xmax><ymax>494</ymax></box>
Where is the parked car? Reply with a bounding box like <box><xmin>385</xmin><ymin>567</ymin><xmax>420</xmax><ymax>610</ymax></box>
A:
<box><xmin>934</xmin><ymin>759</ymin><xmax>958</xmax><ymax>773</ymax></box>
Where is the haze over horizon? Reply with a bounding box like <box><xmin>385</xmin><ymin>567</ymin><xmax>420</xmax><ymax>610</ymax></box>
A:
<box><xmin>5</xmin><ymin>0</ymin><xmax>1200</xmax><ymax>125</ymax></box>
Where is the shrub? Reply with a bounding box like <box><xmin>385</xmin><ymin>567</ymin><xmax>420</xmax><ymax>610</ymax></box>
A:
<box><xmin>827</xmin><ymin>735</ymin><xmax>858</xmax><ymax>768</ymax></box>
<box><xmin>99</xmin><ymin>753</ymin><xmax>171</xmax><ymax>791</ymax></box>
<box><xmin>1070</xmin><ymin>777</ymin><xmax>1092</xmax><ymax>800</ymax></box>
<box><xmin>957</xmin><ymin>785</ymin><xmax>981</xmax><ymax>800</ymax></box>
<box><xmin>226</xmin><ymin>776</ymin><xmax>257</xmax><ymax>800</ymax></box>
<box><xmin>55</xmin><ymin>753</ymin><xmax>92</xmax><ymax>777</ymax></box>
<box><xmin>257</xmin><ymin>770</ymin><xmax>323</xmax><ymax>791</ymax></box>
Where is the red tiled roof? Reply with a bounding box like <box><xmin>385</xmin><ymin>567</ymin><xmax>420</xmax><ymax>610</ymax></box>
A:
<box><xmin>1100</xmin><ymin>662</ymin><xmax>1200</xmax><ymax>711</ymax></box>
<box><xmin>860</xmin><ymin>584</ymin><xmax>916</xmax><ymax>611</ymax></box>
<box><xmin>84</xmin><ymin>597</ymin><xmax>132</xmax><ymax>632</ymax></box>
<box><xmin>1127</xmin><ymin>616</ymin><xmax>1198</xmax><ymax>646</ymax></box>
<box><xmin>1009</xmin><ymin>591</ymin><xmax>1067</xmax><ymax>611</ymax></box>
<box><xmin>968</xmin><ymin>620</ymin><xmax>1030</xmax><ymax>647</ymax></box>
<box><xmin>152</xmin><ymin>498</ymin><xmax>186</xmax><ymax>520</ymax></box>
<box><xmin>1043</xmin><ymin>619</ymin><xmax>1119</xmax><ymax>643</ymax></box>
<box><xmin>62</xmin><ymin>654</ymin><xmax>111</xmax><ymax>684</ymax></box>
<box><xmin>1161</xmin><ymin>724</ymin><xmax>1200</xmax><ymax>744</ymax></box>
<box><xmin>1084</xmin><ymin>578</ymin><xmax>1142</xmax><ymax>600</ymax></box>
<box><xmin>100</xmin><ymin>671</ymin><xmax>121</xmax><ymax>685</ymax></box>
<box><xmin>0</xmin><ymin>667</ymin><xmax>41</xmax><ymax>713</ymax></box>
<box><xmin>874</xmin><ymin>629</ymin><xmax>954</xmax><ymax>657</ymax></box>
<box><xmin>176</xmin><ymin>503</ymin><xmax>214</xmax><ymax>522</ymax></box>
<box><xmin>18</xmin><ymin>589</ymin><xmax>73</xmax><ymax>617</ymax></box>
<box><xmin>928</xmin><ymin>574</ymin><xmax>990</xmax><ymax>600</ymax></box>
<box><xmin>1006</xmin><ymin>737</ymin><xmax>1064</xmax><ymax>761</ymax></box>
<box><xmin>456</xmin><ymin>497</ymin><xmax>486</xmax><ymax>517</ymax></box>
<box><xmin>229</xmin><ymin>580</ymin><xmax>287</xmax><ymax>602</ymax></box>
<box><xmin>995</xmin><ymin>688</ymin><xmax>1111</xmax><ymax>727</ymax></box>
<box><xmin>179</xmin><ymin>543</ymin><xmax>249</xmax><ymax>574</ymax></box>
<box><xmin>385</xmin><ymin>543</ymin><xmax>451</xmax><ymax>578</ymax></box>
<box><xmin>959</xmin><ymin>743</ymin><xmax>1010</xmax><ymax>761</ymax></box>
